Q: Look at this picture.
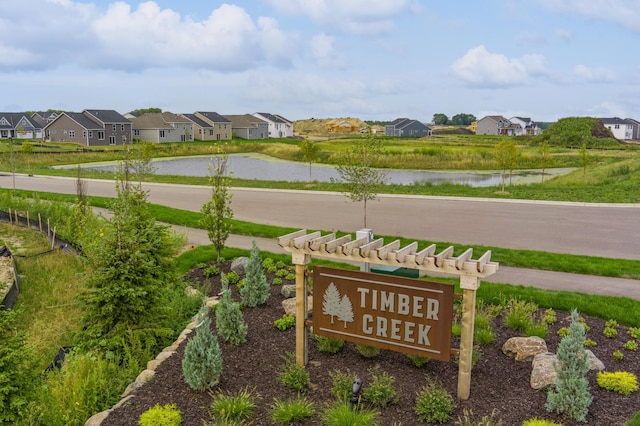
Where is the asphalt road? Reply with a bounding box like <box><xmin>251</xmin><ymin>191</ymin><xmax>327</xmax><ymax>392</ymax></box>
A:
<box><xmin>2</xmin><ymin>173</ymin><xmax>638</xmax><ymax>260</ymax></box>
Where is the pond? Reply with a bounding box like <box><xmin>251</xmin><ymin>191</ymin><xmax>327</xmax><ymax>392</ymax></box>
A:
<box><xmin>82</xmin><ymin>154</ymin><xmax>543</xmax><ymax>187</ymax></box>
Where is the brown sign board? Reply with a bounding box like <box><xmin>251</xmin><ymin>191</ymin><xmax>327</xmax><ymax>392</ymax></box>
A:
<box><xmin>312</xmin><ymin>266</ymin><xmax>454</xmax><ymax>361</ymax></box>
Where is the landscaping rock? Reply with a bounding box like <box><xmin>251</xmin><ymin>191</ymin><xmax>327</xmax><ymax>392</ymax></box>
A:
<box><xmin>281</xmin><ymin>284</ymin><xmax>296</xmax><ymax>298</ymax></box>
<box><xmin>282</xmin><ymin>296</ymin><xmax>313</xmax><ymax>316</ymax></box>
<box><xmin>230</xmin><ymin>257</ymin><xmax>249</xmax><ymax>275</ymax></box>
<box><xmin>502</xmin><ymin>336</ymin><xmax>548</xmax><ymax>361</ymax></box>
<box><xmin>531</xmin><ymin>352</ymin><xmax>557</xmax><ymax>389</ymax></box>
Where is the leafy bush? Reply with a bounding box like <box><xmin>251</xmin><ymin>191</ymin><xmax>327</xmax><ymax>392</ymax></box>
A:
<box><xmin>312</xmin><ymin>334</ymin><xmax>345</xmax><ymax>354</ymax></box>
<box><xmin>329</xmin><ymin>369</ymin><xmax>357</xmax><ymax>403</ymax></box>
<box><xmin>596</xmin><ymin>371</ymin><xmax>639</xmax><ymax>395</ymax></box>
<box><xmin>583</xmin><ymin>338</ymin><xmax>597</xmax><ymax>347</ymax></box>
<box><xmin>454</xmin><ymin>408</ymin><xmax>503</xmax><ymax>425</ymax></box>
<box><xmin>362</xmin><ymin>369</ymin><xmax>399</xmax><ymax>408</ymax></box>
<box><xmin>543</xmin><ymin>308</ymin><xmax>557</xmax><ymax>325</ymax></box>
<box><xmin>407</xmin><ymin>354</ymin><xmax>431</xmax><ymax>367</ymax></box>
<box><xmin>239</xmin><ymin>241</ymin><xmax>270</xmax><ymax>307</ymax></box>
<box><xmin>414</xmin><ymin>377</ymin><xmax>456</xmax><ymax>424</ymax></box>
<box><xmin>225</xmin><ymin>271</ymin><xmax>240</xmax><ymax>285</ymax></box>
<box><xmin>603</xmin><ymin>326</ymin><xmax>618</xmax><ymax>338</ymax></box>
<box><xmin>139</xmin><ymin>403</ymin><xmax>183</xmax><ymax>426</ymax></box>
<box><xmin>320</xmin><ymin>402</ymin><xmax>379</xmax><ymax>426</ymax></box>
<box><xmin>215</xmin><ymin>275</ymin><xmax>248</xmax><ymax>345</ymax></box>
<box><xmin>274</xmin><ymin>314</ymin><xmax>296</xmax><ymax>331</ymax></box>
<box><xmin>209</xmin><ymin>387</ymin><xmax>257</xmax><ymax>423</ymax></box>
<box><xmin>272</xmin><ymin>277</ymin><xmax>283</xmax><ymax>285</ymax></box>
<box><xmin>557</xmin><ymin>327</ymin><xmax>569</xmax><ymax>337</ymax></box>
<box><xmin>182</xmin><ymin>316</ymin><xmax>222</xmax><ymax>391</ymax></box>
<box><xmin>613</xmin><ymin>350</ymin><xmax>624</xmax><ymax>361</ymax></box>
<box><xmin>503</xmin><ymin>299</ymin><xmax>537</xmax><ymax>332</ymax></box>
<box><xmin>276</xmin><ymin>268</ymin><xmax>289</xmax><ymax>278</ymax></box>
<box><xmin>270</xmin><ymin>396</ymin><xmax>315</xmax><ymax>423</ymax></box>
<box><xmin>545</xmin><ymin>309</ymin><xmax>592</xmax><ymax>422</ymax></box>
<box><xmin>203</xmin><ymin>265</ymin><xmax>220</xmax><ymax>278</ymax></box>
<box><xmin>522</xmin><ymin>419</ymin><xmax>563</xmax><ymax>426</ymax></box>
<box><xmin>624</xmin><ymin>340</ymin><xmax>639</xmax><ymax>351</ymax></box>
<box><xmin>475</xmin><ymin>328</ymin><xmax>496</xmax><ymax>345</ymax></box>
<box><xmin>629</xmin><ymin>327</ymin><xmax>640</xmax><ymax>340</ymax></box>
<box><xmin>278</xmin><ymin>353</ymin><xmax>310</xmax><ymax>394</ymax></box>
<box><xmin>525</xmin><ymin>321</ymin><xmax>549</xmax><ymax>339</ymax></box>
<box><xmin>355</xmin><ymin>344</ymin><xmax>380</xmax><ymax>358</ymax></box>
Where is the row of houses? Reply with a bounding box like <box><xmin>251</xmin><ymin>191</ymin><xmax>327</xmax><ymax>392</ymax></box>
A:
<box><xmin>474</xmin><ymin>115</ymin><xmax>640</xmax><ymax>140</ymax></box>
<box><xmin>0</xmin><ymin>110</ymin><xmax>294</xmax><ymax>146</ymax></box>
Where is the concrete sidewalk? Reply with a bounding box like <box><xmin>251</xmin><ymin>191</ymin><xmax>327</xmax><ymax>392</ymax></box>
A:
<box><xmin>171</xmin><ymin>224</ymin><xmax>640</xmax><ymax>301</ymax></box>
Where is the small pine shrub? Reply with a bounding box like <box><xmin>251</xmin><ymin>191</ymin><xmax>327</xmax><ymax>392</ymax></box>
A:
<box><xmin>270</xmin><ymin>396</ymin><xmax>315</xmax><ymax>424</ymax></box>
<box><xmin>278</xmin><ymin>352</ymin><xmax>310</xmax><ymax>394</ymax></box>
<box><xmin>624</xmin><ymin>340</ymin><xmax>639</xmax><ymax>351</ymax></box>
<box><xmin>583</xmin><ymin>338</ymin><xmax>597</xmax><ymax>347</ymax></box>
<box><xmin>362</xmin><ymin>369</ymin><xmax>399</xmax><ymax>408</ymax></box>
<box><xmin>203</xmin><ymin>265</ymin><xmax>220</xmax><ymax>278</ymax></box>
<box><xmin>407</xmin><ymin>354</ymin><xmax>431</xmax><ymax>367</ymax></box>
<box><xmin>329</xmin><ymin>369</ymin><xmax>357</xmax><ymax>403</ymax></box>
<box><xmin>613</xmin><ymin>350</ymin><xmax>624</xmax><ymax>361</ymax></box>
<box><xmin>596</xmin><ymin>371</ymin><xmax>638</xmax><ymax>395</ymax></box>
<box><xmin>356</xmin><ymin>344</ymin><xmax>380</xmax><ymax>358</ymax></box>
<box><xmin>522</xmin><ymin>419</ymin><xmax>563</xmax><ymax>426</ymax></box>
<box><xmin>543</xmin><ymin>308</ymin><xmax>557</xmax><ymax>325</ymax></box>
<box><xmin>215</xmin><ymin>275</ymin><xmax>248</xmax><ymax>345</ymax></box>
<box><xmin>454</xmin><ymin>408</ymin><xmax>503</xmax><ymax>425</ymax></box>
<box><xmin>138</xmin><ymin>403</ymin><xmax>183</xmax><ymax>426</ymax></box>
<box><xmin>320</xmin><ymin>402</ymin><xmax>380</xmax><ymax>426</ymax></box>
<box><xmin>239</xmin><ymin>241</ymin><xmax>270</xmax><ymax>307</ymax></box>
<box><xmin>209</xmin><ymin>387</ymin><xmax>257</xmax><ymax>423</ymax></box>
<box><xmin>414</xmin><ymin>377</ymin><xmax>456</xmax><ymax>424</ymax></box>
<box><xmin>182</xmin><ymin>316</ymin><xmax>222</xmax><ymax>391</ymax></box>
<box><xmin>629</xmin><ymin>327</ymin><xmax>640</xmax><ymax>340</ymax></box>
<box><xmin>545</xmin><ymin>309</ymin><xmax>592</xmax><ymax>423</ymax></box>
<box><xmin>274</xmin><ymin>314</ymin><xmax>296</xmax><ymax>331</ymax></box>
<box><xmin>577</xmin><ymin>316</ymin><xmax>590</xmax><ymax>332</ymax></box>
<box><xmin>313</xmin><ymin>334</ymin><xmax>345</xmax><ymax>354</ymax></box>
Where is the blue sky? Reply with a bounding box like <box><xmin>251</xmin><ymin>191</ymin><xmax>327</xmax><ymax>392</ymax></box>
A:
<box><xmin>1</xmin><ymin>0</ymin><xmax>638</xmax><ymax>122</ymax></box>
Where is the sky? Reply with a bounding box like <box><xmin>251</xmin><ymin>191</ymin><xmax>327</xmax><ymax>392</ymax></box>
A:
<box><xmin>1</xmin><ymin>0</ymin><xmax>639</xmax><ymax>123</ymax></box>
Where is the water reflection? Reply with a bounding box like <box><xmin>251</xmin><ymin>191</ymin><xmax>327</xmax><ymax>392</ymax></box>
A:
<box><xmin>86</xmin><ymin>154</ymin><xmax>524</xmax><ymax>187</ymax></box>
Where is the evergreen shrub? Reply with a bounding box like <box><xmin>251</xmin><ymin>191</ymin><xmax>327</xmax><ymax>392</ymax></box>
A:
<box><xmin>182</xmin><ymin>316</ymin><xmax>222</xmax><ymax>391</ymax></box>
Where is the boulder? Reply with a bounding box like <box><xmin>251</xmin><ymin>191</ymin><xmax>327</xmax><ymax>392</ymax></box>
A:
<box><xmin>231</xmin><ymin>257</ymin><xmax>249</xmax><ymax>275</ymax></box>
<box><xmin>282</xmin><ymin>296</ymin><xmax>313</xmax><ymax>316</ymax></box>
<box><xmin>502</xmin><ymin>336</ymin><xmax>548</xmax><ymax>361</ymax></box>
<box><xmin>84</xmin><ymin>410</ymin><xmax>111</xmax><ymax>426</ymax></box>
<box><xmin>531</xmin><ymin>352</ymin><xmax>557</xmax><ymax>389</ymax></box>
<box><xmin>281</xmin><ymin>285</ymin><xmax>296</xmax><ymax>298</ymax></box>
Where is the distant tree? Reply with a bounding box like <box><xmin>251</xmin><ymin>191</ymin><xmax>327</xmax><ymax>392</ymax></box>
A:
<box><xmin>332</xmin><ymin>135</ymin><xmax>388</xmax><ymax>228</ymax></box>
<box><xmin>432</xmin><ymin>113</ymin><xmax>449</xmax><ymax>125</ymax></box>
<box><xmin>21</xmin><ymin>141</ymin><xmax>33</xmax><ymax>171</ymax></box>
<box><xmin>495</xmin><ymin>140</ymin><xmax>519</xmax><ymax>192</ymax></box>
<box><xmin>130</xmin><ymin>107</ymin><xmax>162</xmax><ymax>116</ymax></box>
<box><xmin>299</xmin><ymin>138</ymin><xmax>320</xmax><ymax>181</ymax></box>
<box><xmin>579</xmin><ymin>143</ymin><xmax>590</xmax><ymax>179</ymax></box>
<box><xmin>200</xmin><ymin>148</ymin><xmax>234</xmax><ymax>262</ymax></box>
<box><xmin>450</xmin><ymin>113</ymin><xmax>477</xmax><ymax>126</ymax></box>
<box><xmin>130</xmin><ymin>142</ymin><xmax>156</xmax><ymax>186</ymax></box>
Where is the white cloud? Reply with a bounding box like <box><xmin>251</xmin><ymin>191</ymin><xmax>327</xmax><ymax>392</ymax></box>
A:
<box><xmin>307</xmin><ymin>33</ymin><xmax>346</xmax><ymax>67</ymax></box>
<box><xmin>0</xmin><ymin>0</ymin><xmax>294</xmax><ymax>72</ymax></box>
<box><xmin>538</xmin><ymin>0</ymin><xmax>640</xmax><ymax>32</ymax></box>
<box><xmin>266</xmin><ymin>0</ymin><xmax>419</xmax><ymax>34</ymax></box>
<box><xmin>574</xmin><ymin>64</ymin><xmax>616</xmax><ymax>83</ymax></box>
<box><xmin>451</xmin><ymin>45</ymin><xmax>547</xmax><ymax>88</ymax></box>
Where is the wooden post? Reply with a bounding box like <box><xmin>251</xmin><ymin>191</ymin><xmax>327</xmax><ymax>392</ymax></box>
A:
<box><xmin>14</xmin><ymin>210</ymin><xmax>18</xmax><ymax>226</ymax></box>
<box><xmin>7</xmin><ymin>208</ymin><xmax>11</xmax><ymax>225</ymax></box>
<box><xmin>292</xmin><ymin>252</ymin><xmax>311</xmax><ymax>366</ymax></box>
<box><xmin>27</xmin><ymin>211</ymin><xmax>30</xmax><ymax>229</ymax></box>
<box><xmin>38</xmin><ymin>213</ymin><xmax>42</xmax><ymax>232</ymax></box>
<box><xmin>51</xmin><ymin>227</ymin><xmax>56</xmax><ymax>250</ymax></box>
<box><xmin>47</xmin><ymin>218</ymin><xmax>50</xmax><ymax>238</ymax></box>
<box><xmin>457</xmin><ymin>275</ymin><xmax>480</xmax><ymax>399</ymax></box>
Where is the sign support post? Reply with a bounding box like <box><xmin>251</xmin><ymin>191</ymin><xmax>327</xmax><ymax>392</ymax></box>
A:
<box><xmin>292</xmin><ymin>252</ymin><xmax>311</xmax><ymax>366</ymax></box>
<box><xmin>458</xmin><ymin>275</ymin><xmax>480</xmax><ymax>400</ymax></box>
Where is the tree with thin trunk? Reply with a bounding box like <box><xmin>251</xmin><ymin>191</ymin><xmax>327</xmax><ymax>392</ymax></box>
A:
<box><xmin>332</xmin><ymin>135</ymin><xmax>388</xmax><ymax>228</ymax></box>
<box><xmin>200</xmin><ymin>148</ymin><xmax>233</xmax><ymax>261</ymax></box>
<box><xmin>579</xmin><ymin>143</ymin><xmax>590</xmax><ymax>179</ymax></box>
<box><xmin>299</xmin><ymin>138</ymin><xmax>320</xmax><ymax>181</ymax></box>
<box><xmin>495</xmin><ymin>139</ymin><xmax>519</xmax><ymax>192</ymax></box>
<box><xmin>540</xmin><ymin>141</ymin><xmax>550</xmax><ymax>184</ymax></box>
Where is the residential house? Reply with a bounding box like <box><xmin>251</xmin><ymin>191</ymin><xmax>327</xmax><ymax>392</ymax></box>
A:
<box><xmin>475</xmin><ymin>115</ymin><xmax>521</xmax><ymax>136</ymax></box>
<box><xmin>181</xmin><ymin>114</ymin><xmax>213</xmax><ymax>141</ymax></box>
<box><xmin>252</xmin><ymin>112</ymin><xmax>293</xmax><ymax>138</ymax></box>
<box><xmin>509</xmin><ymin>117</ymin><xmax>541</xmax><ymax>136</ymax></box>
<box><xmin>385</xmin><ymin>118</ymin><xmax>432</xmax><ymax>137</ymax></box>
<box><xmin>31</xmin><ymin>111</ymin><xmax>60</xmax><ymax>127</ymax></box>
<box><xmin>193</xmin><ymin>112</ymin><xmax>232</xmax><ymax>141</ymax></box>
<box><xmin>624</xmin><ymin>118</ymin><xmax>640</xmax><ymax>140</ymax></box>
<box><xmin>326</xmin><ymin>119</ymin><xmax>359</xmax><ymax>133</ymax></box>
<box><xmin>44</xmin><ymin>109</ymin><xmax>132</xmax><ymax>146</ymax></box>
<box><xmin>601</xmin><ymin>117</ymin><xmax>635</xmax><ymax>140</ymax></box>
<box><xmin>223</xmin><ymin>114</ymin><xmax>268</xmax><ymax>139</ymax></box>
<box><xmin>131</xmin><ymin>112</ymin><xmax>194</xmax><ymax>143</ymax></box>
<box><xmin>0</xmin><ymin>112</ymin><xmax>44</xmax><ymax>140</ymax></box>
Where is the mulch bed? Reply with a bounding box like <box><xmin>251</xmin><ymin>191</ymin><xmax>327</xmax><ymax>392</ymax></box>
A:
<box><xmin>102</xmin><ymin>261</ymin><xmax>640</xmax><ymax>425</ymax></box>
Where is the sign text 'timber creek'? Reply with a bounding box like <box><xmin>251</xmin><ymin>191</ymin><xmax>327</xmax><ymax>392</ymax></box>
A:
<box><xmin>312</xmin><ymin>266</ymin><xmax>454</xmax><ymax>361</ymax></box>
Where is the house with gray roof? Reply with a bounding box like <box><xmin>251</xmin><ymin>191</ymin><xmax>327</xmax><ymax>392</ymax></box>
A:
<box><xmin>385</xmin><ymin>118</ymin><xmax>431</xmax><ymax>137</ymax></box>
<box><xmin>193</xmin><ymin>112</ymin><xmax>232</xmax><ymax>141</ymax></box>
<box><xmin>131</xmin><ymin>112</ymin><xmax>193</xmax><ymax>143</ymax></box>
<box><xmin>509</xmin><ymin>117</ymin><xmax>541</xmax><ymax>136</ymax></box>
<box><xmin>0</xmin><ymin>112</ymin><xmax>44</xmax><ymax>140</ymax></box>
<box><xmin>182</xmin><ymin>114</ymin><xmax>214</xmax><ymax>141</ymax></box>
<box><xmin>223</xmin><ymin>114</ymin><xmax>268</xmax><ymax>139</ymax></box>
<box><xmin>252</xmin><ymin>112</ymin><xmax>293</xmax><ymax>138</ymax></box>
<box><xmin>44</xmin><ymin>110</ymin><xmax>131</xmax><ymax>145</ymax></box>
<box><xmin>601</xmin><ymin>117</ymin><xmax>636</xmax><ymax>140</ymax></box>
<box><xmin>476</xmin><ymin>115</ymin><xmax>522</xmax><ymax>136</ymax></box>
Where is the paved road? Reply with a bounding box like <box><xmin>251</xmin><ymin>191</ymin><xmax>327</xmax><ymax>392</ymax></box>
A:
<box><xmin>2</xmin><ymin>174</ymin><xmax>639</xmax><ymax>260</ymax></box>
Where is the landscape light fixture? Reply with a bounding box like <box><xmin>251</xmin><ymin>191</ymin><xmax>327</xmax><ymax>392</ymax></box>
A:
<box><xmin>350</xmin><ymin>378</ymin><xmax>363</xmax><ymax>407</ymax></box>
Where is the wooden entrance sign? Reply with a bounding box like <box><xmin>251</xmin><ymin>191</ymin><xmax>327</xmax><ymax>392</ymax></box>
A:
<box><xmin>277</xmin><ymin>230</ymin><xmax>499</xmax><ymax>399</ymax></box>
